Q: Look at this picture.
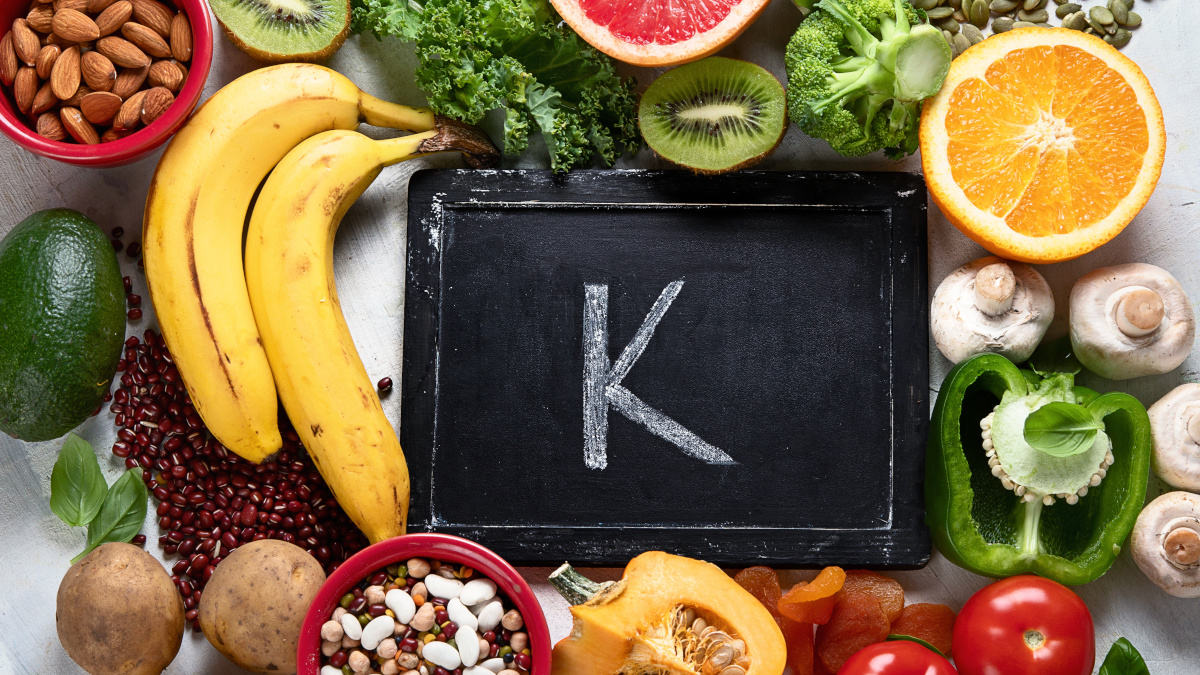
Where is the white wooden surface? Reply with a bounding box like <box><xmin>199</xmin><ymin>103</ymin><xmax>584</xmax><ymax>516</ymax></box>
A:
<box><xmin>0</xmin><ymin>2</ymin><xmax>1197</xmax><ymax>673</ymax></box>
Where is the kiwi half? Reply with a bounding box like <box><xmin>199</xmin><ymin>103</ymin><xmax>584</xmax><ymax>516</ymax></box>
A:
<box><xmin>639</xmin><ymin>57</ymin><xmax>787</xmax><ymax>175</ymax></box>
<box><xmin>208</xmin><ymin>0</ymin><xmax>351</xmax><ymax>63</ymax></box>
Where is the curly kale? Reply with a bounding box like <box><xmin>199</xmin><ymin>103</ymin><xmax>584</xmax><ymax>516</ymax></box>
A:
<box><xmin>785</xmin><ymin>0</ymin><xmax>952</xmax><ymax>158</ymax></box>
<box><xmin>352</xmin><ymin>0</ymin><xmax>640</xmax><ymax>172</ymax></box>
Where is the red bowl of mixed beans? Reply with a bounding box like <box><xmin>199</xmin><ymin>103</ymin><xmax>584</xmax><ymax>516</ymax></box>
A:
<box><xmin>298</xmin><ymin>533</ymin><xmax>551</xmax><ymax>675</ymax></box>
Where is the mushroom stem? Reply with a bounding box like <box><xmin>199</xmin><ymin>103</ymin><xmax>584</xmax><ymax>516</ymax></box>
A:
<box><xmin>1116</xmin><ymin>287</ymin><xmax>1165</xmax><ymax>338</ymax></box>
<box><xmin>1187</xmin><ymin>413</ymin><xmax>1200</xmax><ymax>445</ymax></box>
<box><xmin>974</xmin><ymin>263</ymin><xmax>1017</xmax><ymax>316</ymax></box>
<box><xmin>1165</xmin><ymin>528</ymin><xmax>1200</xmax><ymax>567</ymax></box>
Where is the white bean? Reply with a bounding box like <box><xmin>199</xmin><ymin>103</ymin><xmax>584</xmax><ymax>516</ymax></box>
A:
<box><xmin>361</xmin><ymin>615</ymin><xmax>396</xmax><ymax>651</ymax></box>
<box><xmin>322</xmin><ymin>667</ymin><xmax>344</xmax><ymax>675</ymax></box>
<box><xmin>460</xmin><ymin>579</ymin><xmax>497</xmax><ymax>606</ymax></box>
<box><xmin>422</xmin><ymin>641</ymin><xmax>462</xmax><ymax>670</ymax></box>
<box><xmin>385</xmin><ymin>588</ymin><xmax>417</xmax><ymax>624</ymax></box>
<box><xmin>475</xmin><ymin>599</ymin><xmax>504</xmax><ymax>632</ymax></box>
<box><xmin>341</xmin><ymin>613</ymin><xmax>364</xmax><ymax>640</ymax></box>
<box><xmin>457</xmin><ymin>624</ymin><xmax>480</xmax><ymax>667</ymax></box>
<box><xmin>447</xmin><ymin>598</ymin><xmax>478</xmax><ymax>630</ymax></box>
<box><xmin>478</xmin><ymin>658</ymin><xmax>507</xmax><ymax>673</ymax></box>
<box><xmin>424</xmin><ymin>574</ymin><xmax>464</xmax><ymax>600</ymax></box>
<box><xmin>463</xmin><ymin>667</ymin><xmax>495</xmax><ymax>675</ymax></box>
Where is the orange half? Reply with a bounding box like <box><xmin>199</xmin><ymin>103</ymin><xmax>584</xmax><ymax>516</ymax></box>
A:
<box><xmin>920</xmin><ymin>28</ymin><xmax>1165</xmax><ymax>263</ymax></box>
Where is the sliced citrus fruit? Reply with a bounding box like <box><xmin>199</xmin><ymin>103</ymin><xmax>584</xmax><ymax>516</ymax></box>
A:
<box><xmin>920</xmin><ymin>28</ymin><xmax>1165</xmax><ymax>263</ymax></box>
<box><xmin>550</xmin><ymin>0</ymin><xmax>771</xmax><ymax>66</ymax></box>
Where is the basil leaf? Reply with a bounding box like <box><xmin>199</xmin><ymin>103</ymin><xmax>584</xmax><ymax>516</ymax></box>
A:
<box><xmin>886</xmin><ymin>634</ymin><xmax>945</xmax><ymax>657</ymax></box>
<box><xmin>1098</xmin><ymin>638</ymin><xmax>1150</xmax><ymax>675</ymax></box>
<box><xmin>72</xmin><ymin>468</ymin><xmax>148</xmax><ymax>564</ymax></box>
<box><xmin>1024</xmin><ymin>402</ymin><xmax>1103</xmax><ymax>458</ymax></box>
<box><xmin>49</xmin><ymin>433</ymin><xmax>108</xmax><ymax>527</ymax></box>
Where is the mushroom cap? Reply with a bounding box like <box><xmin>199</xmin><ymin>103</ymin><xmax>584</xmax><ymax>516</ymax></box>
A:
<box><xmin>931</xmin><ymin>256</ymin><xmax>1054</xmax><ymax>364</ymax></box>
<box><xmin>1069</xmin><ymin>263</ymin><xmax>1195</xmax><ymax>380</ymax></box>
<box><xmin>1148</xmin><ymin>383</ymin><xmax>1200</xmax><ymax>492</ymax></box>
<box><xmin>1131</xmin><ymin>491</ymin><xmax>1200</xmax><ymax>598</ymax></box>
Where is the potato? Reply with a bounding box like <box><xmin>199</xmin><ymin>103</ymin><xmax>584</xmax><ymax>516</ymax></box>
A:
<box><xmin>56</xmin><ymin>542</ymin><xmax>184</xmax><ymax>675</ymax></box>
<box><xmin>198</xmin><ymin>539</ymin><xmax>326</xmax><ymax>673</ymax></box>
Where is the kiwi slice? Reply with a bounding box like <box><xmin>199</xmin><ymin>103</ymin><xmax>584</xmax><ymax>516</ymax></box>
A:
<box><xmin>208</xmin><ymin>0</ymin><xmax>351</xmax><ymax>63</ymax></box>
<box><xmin>639</xmin><ymin>57</ymin><xmax>787</xmax><ymax>175</ymax></box>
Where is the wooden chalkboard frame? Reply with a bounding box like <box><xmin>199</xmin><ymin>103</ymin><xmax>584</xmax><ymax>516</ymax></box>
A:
<box><xmin>403</xmin><ymin>170</ymin><xmax>930</xmax><ymax>567</ymax></box>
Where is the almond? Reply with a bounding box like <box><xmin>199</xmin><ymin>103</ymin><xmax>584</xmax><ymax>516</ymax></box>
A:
<box><xmin>169</xmin><ymin>12</ymin><xmax>190</xmax><ymax>62</ymax></box>
<box><xmin>62</xmin><ymin>82</ymin><xmax>90</xmax><ymax>107</ymax></box>
<box><xmin>81</xmin><ymin>90</ymin><xmax>121</xmax><ymax>124</ymax></box>
<box><xmin>139</xmin><ymin>85</ymin><xmax>171</xmax><ymax>124</ymax></box>
<box><xmin>27</xmin><ymin>5</ymin><xmax>55</xmax><ymax>34</ymax></box>
<box><xmin>112</xmin><ymin>64</ymin><xmax>146</xmax><ymax>98</ymax></box>
<box><xmin>95</xmin><ymin>0</ymin><xmax>132</xmax><ymax>37</ymax></box>
<box><xmin>96</xmin><ymin>36</ymin><xmax>149</xmax><ymax>68</ymax></box>
<box><xmin>50</xmin><ymin>44</ymin><xmax>80</xmax><ymax>100</ymax></box>
<box><xmin>80</xmin><ymin>50</ymin><xmax>115</xmax><ymax>92</ymax></box>
<box><xmin>37</xmin><ymin>111</ymin><xmax>67</xmax><ymax>141</ymax></box>
<box><xmin>13</xmin><ymin>19</ymin><xmax>41</xmax><ymax>66</ymax></box>
<box><xmin>0</xmin><ymin>33</ymin><xmax>18</xmax><ymax>86</ymax></box>
<box><xmin>54</xmin><ymin>0</ymin><xmax>90</xmax><ymax>12</ymax></box>
<box><xmin>172</xmin><ymin>59</ymin><xmax>186</xmax><ymax>81</ymax></box>
<box><xmin>147</xmin><ymin>59</ymin><xmax>182</xmax><ymax>91</ymax></box>
<box><xmin>87</xmin><ymin>0</ymin><xmax>119</xmax><ymax>12</ymax></box>
<box><xmin>113</xmin><ymin>88</ymin><xmax>144</xmax><ymax>130</ymax></box>
<box><xmin>60</xmin><ymin>106</ymin><xmax>99</xmax><ymax>144</ymax></box>
<box><xmin>129</xmin><ymin>0</ymin><xmax>172</xmax><ymax>38</ymax></box>
<box><xmin>14</xmin><ymin>67</ymin><xmax>37</xmax><ymax>114</ymax></box>
<box><xmin>35</xmin><ymin>44</ymin><xmax>59</xmax><ymax>79</ymax></box>
<box><xmin>51</xmin><ymin>9</ymin><xmax>100</xmax><ymax>44</ymax></box>
<box><xmin>100</xmin><ymin>127</ymin><xmax>131</xmax><ymax>142</ymax></box>
<box><xmin>120</xmin><ymin>21</ymin><xmax>170</xmax><ymax>58</ymax></box>
<box><xmin>31</xmin><ymin>80</ymin><xmax>58</xmax><ymax>114</ymax></box>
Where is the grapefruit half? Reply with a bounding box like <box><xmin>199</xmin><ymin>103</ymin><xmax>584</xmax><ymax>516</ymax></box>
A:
<box><xmin>551</xmin><ymin>0</ymin><xmax>771</xmax><ymax>66</ymax></box>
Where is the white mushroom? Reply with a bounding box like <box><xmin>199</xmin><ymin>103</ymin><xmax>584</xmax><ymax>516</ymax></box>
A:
<box><xmin>1070</xmin><ymin>263</ymin><xmax>1195</xmax><ymax>380</ymax></box>
<box><xmin>1131</xmin><ymin>491</ymin><xmax>1200</xmax><ymax>597</ymax></box>
<box><xmin>931</xmin><ymin>257</ymin><xmax>1054</xmax><ymax>364</ymax></box>
<box><xmin>1148</xmin><ymin>383</ymin><xmax>1200</xmax><ymax>492</ymax></box>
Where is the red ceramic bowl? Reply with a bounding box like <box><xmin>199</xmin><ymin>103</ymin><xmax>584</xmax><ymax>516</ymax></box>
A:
<box><xmin>0</xmin><ymin>0</ymin><xmax>213</xmax><ymax>167</ymax></box>
<box><xmin>298</xmin><ymin>534</ymin><xmax>552</xmax><ymax>675</ymax></box>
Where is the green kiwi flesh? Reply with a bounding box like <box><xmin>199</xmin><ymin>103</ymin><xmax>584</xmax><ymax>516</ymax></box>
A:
<box><xmin>208</xmin><ymin>0</ymin><xmax>350</xmax><ymax>62</ymax></box>
<box><xmin>639</xmin><ymin>57</ymin><xmax>787</xmax><ymax>175</ymax></box>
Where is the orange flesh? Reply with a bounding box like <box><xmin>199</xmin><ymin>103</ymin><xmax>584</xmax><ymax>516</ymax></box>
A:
<box><xmin>945</xmin><ymin>44</ymin><xmax>1149</xmax><ymax>236</ymax></box>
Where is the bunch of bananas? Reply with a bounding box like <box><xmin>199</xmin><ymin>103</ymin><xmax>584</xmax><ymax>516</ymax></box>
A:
<box><xmin>143</xmin><ymin>63</ymin><xmax>498</xmax><ymax>543</ymax></box>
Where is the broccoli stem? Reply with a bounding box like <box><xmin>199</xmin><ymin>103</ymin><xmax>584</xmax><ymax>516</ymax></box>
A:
<box><xmin>816</xmin><ymin>0</ymin><xmax>880</xmax><ymax>56</ymax></box>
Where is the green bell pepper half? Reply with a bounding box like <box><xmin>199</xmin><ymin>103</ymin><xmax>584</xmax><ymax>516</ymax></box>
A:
<box><xmin>925</xmin><ymin>353</ymin><xmax>1152</xmax><ymax>585</ymax></box>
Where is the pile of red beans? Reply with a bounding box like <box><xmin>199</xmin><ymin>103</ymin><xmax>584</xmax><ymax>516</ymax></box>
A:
<box><xmin>108</xmin><ymin>329</ymin><xmax>369</xmax><ymax>627</ymax></box>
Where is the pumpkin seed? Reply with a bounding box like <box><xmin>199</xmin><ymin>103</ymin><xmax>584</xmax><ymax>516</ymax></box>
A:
<box><xmin>1063</xmin><ymin>11</ymin><xmax>1088</xmax><ymax>30</ymax></box>
<box><xmin>1106</xmin><ymin>27</ymin><xmax>1132</xmax><ymax>47</ymax></box>
<box><xmin>992</xmin><ymin>15</ymin><xmax>1015</xmax><ymax>31</ymax></box>
<box><xmin>927</xmin><ymin>6</ymin><xmax>955</xmax><ymax>18</ymax></box>
<box><xmin>1106</xmin><ymin>0</ymin><xmax>1128</xmax><ymax>23</ymax></box>
<box><xmin>1022</xmin><ymin>0</ymin><xmax>1044</xmax><ymax>10</ymax></box>
<box><xmin>1118</xmin><ymin>0</ymin><xmax>1133</xmax><ymax>8</ymax></box>
<box><xmin>952</xmin><ymin>32</ymin><xmax>972</xmax><ymax>53</ymax></box>
<box><xmin>969</xmin><ymin>0</ymin><xmax>988</xmax><ymax>27</ymax></box>
<box><xmin>961</xmin><ymin>23</ymin><xmax>985</xmax><ymax>43</ymax></box>
<box><xmin>1055</xmin><ymin>3</ymin><xmax>1080</xmax><ymax>18</ymax></box>
<box><xmin>937</xmin><ymin>16</ymin><xmax>961</xmax><ymax>32</ymax></box>
<box><xmin>1087</xmin><ymin>16</ymin><xmax>1107</xmax><ymax>32</ymax></box>
<box><xmin>1090</xmin><ymin>6</ymin><xmax>1114</xmax><ymax>24</ymax></box>
<box><xmin>1052</xmin><ymin>0</ymin><xmax>1069</xmax><ymax>4</ymax></box>
<box><xmin>914</xmin><ymin>0</ymin><xmax>942</xmax><ymax>9</ymax></box>
<box><xmin>955</xmin><ymin>8</ymin><xmax>969</xmax><ymax>21</ymax></box>
<box><xmin>1018</xmin><ymin>8</ymin><xmax>1048</xmax><ymax>21</ymax></box>
<box><xmin>718</xmin><ymin>667</ymin><xmax>746</xmax><ymax>675</ymax></box>
<box><xmin>1123</xmin><ymin>10</ymin><xmax>1141</xmax><ymax>26</ymax></box>
<box><xmin>948</xmin><ymin>0</ymin><xmax>963</xmax><ymax>9</ymax></box>
<box><xmin>1012</xmin><ymin>19</ymin><xmax>1038</xmax><ymax>27</ymax></box>
<box><xmin>990</xmin><ymin>0</ymin><xmax>1018</xmax><ymax>10</ymax></box>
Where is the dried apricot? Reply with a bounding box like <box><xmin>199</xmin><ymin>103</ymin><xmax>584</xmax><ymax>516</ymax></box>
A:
<box><xmin>781</xmin><ymin>619</ymin><xmax>814</xmax><ymax>675</ymax></box>
<box><xmin>815</xmin><ymin>593</ymin><xmax>891</xmax><ymax>673</ymax></box>
<box><xmin>890</xmin><ymin>603</ymin><xmax>957</xmax><ymax>657</ymax></box>
<box><xmin>736</xmin><ymin>567</ymin><xmax>815</xmax><ymax>674</ymax></box>
<box><xmin>734</xmin><ymin>566</ymin><xmax>783</xmax><ymax>621</ymax></box>
<box><xmin>841</xmin><ymin>570</ymin><xmax>905</xmax><ymax>623</ymax></box>
<box><xmin>778</xmin><ymin>566</ymin><xmax>846</xmax><ymax>624</ymax></box>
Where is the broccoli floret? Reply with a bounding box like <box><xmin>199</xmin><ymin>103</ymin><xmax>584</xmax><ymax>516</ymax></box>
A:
<box><xmin>785</xmin><ymin>0</ymin><xmax>952</xmax><ymax>158</ymax></box>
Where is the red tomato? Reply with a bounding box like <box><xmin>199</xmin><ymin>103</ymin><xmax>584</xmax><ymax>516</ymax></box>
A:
<box><xmin>953</xmin><ymin>576</ymin><xmax>1095</xmax><ymax>675</ymax></box>
<box><xmin>836</xmin><ymin>641</ymin><xmax>958</xmax><ymax>675</ymax></box>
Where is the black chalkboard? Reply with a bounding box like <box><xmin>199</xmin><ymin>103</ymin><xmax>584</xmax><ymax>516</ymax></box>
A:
<box><xmin>402</xmin><ymin>170</ymin><xmax>930</xmax><ymax>567</ymax></box>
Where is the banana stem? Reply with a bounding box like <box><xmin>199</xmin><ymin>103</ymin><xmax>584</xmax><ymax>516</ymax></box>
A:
<box><xmin>358</xmin><ymin>93</ymin><xmax>437</xmax><ymax>132</ymax></box>
<box><xmin>378</xmin><ymin>130</ymin><xmax>440</xmax><ymax>165</ymax></box>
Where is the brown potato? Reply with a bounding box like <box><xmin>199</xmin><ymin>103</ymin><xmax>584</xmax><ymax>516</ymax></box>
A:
<box><xmin>56</xmin><ymin>542</ymin><xmax>184</xmax><ymax>675</ymax></box>
<box><xmin>198</xmin><ymin>539</ymin><xmax>326</xmax><ymax>674</ymax></box>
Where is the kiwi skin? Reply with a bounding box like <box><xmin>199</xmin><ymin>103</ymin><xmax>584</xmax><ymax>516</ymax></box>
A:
<box><xmin>638</xmin><ymin>58</ymin><xmax>788</xmax><ymax>175</ymax></box>
<box><xmin>214</xmin><ymin>0</ymin><xmax>351</xmax><ymax>63</ymax></box>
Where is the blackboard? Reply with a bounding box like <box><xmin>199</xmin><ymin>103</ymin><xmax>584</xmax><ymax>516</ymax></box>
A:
<box><xmin>402</xmin><ymin>170</ymin><xmax>930</xmax><ymax>567</ymax></box>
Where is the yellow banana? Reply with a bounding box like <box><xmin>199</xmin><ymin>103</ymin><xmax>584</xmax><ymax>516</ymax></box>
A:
<box><xmin>244</xmin><ymin>124</ymin><xmax>496</xmax><ymax>542</ymax></box>
<box><xmin>143</xmin><ymin>63</ymin><xmax>434</xmax><ymax>463</ymax></box>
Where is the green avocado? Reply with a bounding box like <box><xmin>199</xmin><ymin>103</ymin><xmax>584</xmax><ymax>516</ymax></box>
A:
<box><xmin>0</xmin><ymin>209</ymin><xmax>125</xmax><ymax>442</ymax></box>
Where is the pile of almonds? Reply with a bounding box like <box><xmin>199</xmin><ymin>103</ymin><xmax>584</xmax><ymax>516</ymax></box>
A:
<box><xmin>0</xmin><ymin>0</ymin><xmax>193</xmax><ymax>145</ymax></box>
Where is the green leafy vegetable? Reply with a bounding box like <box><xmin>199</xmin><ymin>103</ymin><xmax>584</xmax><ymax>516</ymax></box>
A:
<box><xmin>73</xmin><ymin>467</ymin><xmax>148</xmax><ymax>563</ymax></box>
<box><xmin>50</xmin><ymin>433</ymin><xmax>108</xmax><ymax>528</ymax></box>
<box><xmin>1099</xmin><ymin>638</ymin><xmax>1151</xmax><ymax>675</ymax></box>
<box><xmin>1024</xmin><ymin>401</ymin><xmax>1104</xmax><ymax>458</ymax></box>
<box><xmin>352</xmin><ymin>0</ymin><xmax>640</xmax><ymax>172</ymax></box>
<box><xmin>885</xmin><ymin>634</ymin><xmax>945</xmax><ymax>657</ymax></box>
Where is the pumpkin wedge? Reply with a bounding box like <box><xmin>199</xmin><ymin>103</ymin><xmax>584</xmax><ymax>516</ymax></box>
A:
<box><xmin>550</xmin><ymin>551</ymin><xmax>786</xmax><ymax>675</ymax></box>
